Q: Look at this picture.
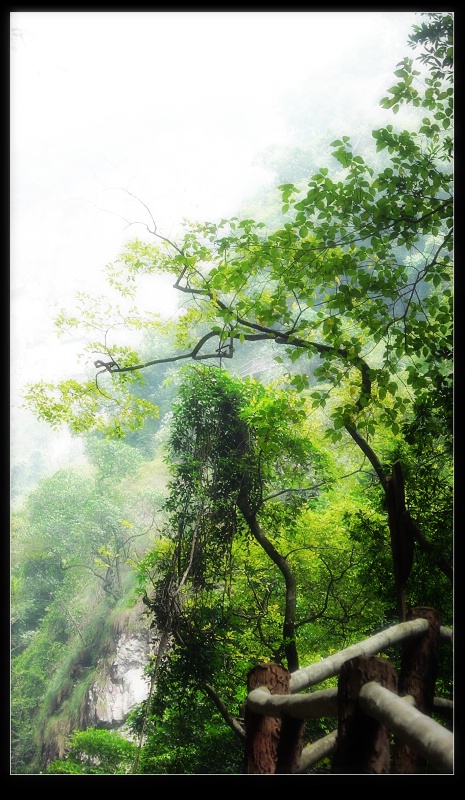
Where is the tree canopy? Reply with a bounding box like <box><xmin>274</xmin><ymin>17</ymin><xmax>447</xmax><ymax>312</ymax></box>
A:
<box><xmin>25</xmin><ymin>13</ymin><xmax>452</xmax><ymax>457</ymax></box>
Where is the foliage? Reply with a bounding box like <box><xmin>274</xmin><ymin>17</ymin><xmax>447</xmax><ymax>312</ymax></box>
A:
<box><xmin>345</xmin><ymin>377</ymin><xmax>452</xmax><ymax>627</ymax></box>
<box><xmin>46</xmin><ymin>728</ymin><xmax>137</xmax><ymax>774</ymax></box>
<box><xmin>84</xmin><ymin>436</ymin><xmax>144</xmax><ymax>482</ymax></box>
<box><xmin>10</xmin><ymin>441</ymin><xmax>155</xmax><ymax>772</ymax></box>
<box><xmin>14</xmin><ymin>13</ymin><xmax>453</xmax><ymax>775</ymax></box>
<box><xmin>11</xmin><ymin>623</ymin><xmax>68</xmax><ymax>773</ymax></box>
<box><xmin>143</xmin><ymin>366</ymin><xmax>334</xmax><ymax>668</ymax></box>
<box><xmin>23</xmin><ymin>17</ymin><xmax>452</xmax><ymax>468</ymax></box>
<box><xmin>129</xmin><ymin>679</ymin><xmax>244</xmax><ymax>774</ymax></box>
<box><xmin>379</xmin><ymin>12</ymin><xmax>453</xmax><ymax>154</ymax></box>
<box><xmin>11</xmin><ymin>582</ymin><xmax>101</xmax><ymax>773</ymax></box>
<box><xmin>11</xmin><ymin>570</ymin><xmax>144</xmax><ymax>773</ymax></box>
<box><xmin>129</xmin><ymin>367</ymin><xmax>397</xmax><ymax>772</ymax></box>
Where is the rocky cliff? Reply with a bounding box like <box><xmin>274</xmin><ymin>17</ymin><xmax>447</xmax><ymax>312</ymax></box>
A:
<box><xmin>38</xmin><ymin>601</ymin><xmax>156</xmax><ymax>767</ymax></box>
<box><xmin>86</xmin><ymin>626</ymin><xmax>152</xmax><ymax>730</ymax></box>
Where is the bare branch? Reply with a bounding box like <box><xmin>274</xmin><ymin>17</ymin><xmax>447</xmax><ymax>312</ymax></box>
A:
<box><xmin>262</xmin><ymin>482</ymin><xmax>328</xmax><ymax>504</ymax></box>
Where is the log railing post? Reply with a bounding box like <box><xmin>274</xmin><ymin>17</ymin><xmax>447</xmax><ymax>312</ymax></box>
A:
<box><xmin>244</xmin><ymin>663</ymin><xmax>290</xmax><ymax>774</ymax></box>
<box><xmin>332</xmin><ymin>655</ymin><xmax>397</xmax><ymax>774</ymax></box>
<box><xmin>392</xmin><ymin>607</ymin><xmax>442</xmax><ymax>773</ymax></box>
<box><xmin>275</xmin><ymin>713</ymin><xmax>305</xmax><ymax>774</ymax></box>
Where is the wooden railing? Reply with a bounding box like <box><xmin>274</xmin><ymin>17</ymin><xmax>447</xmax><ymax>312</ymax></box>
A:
<box><xmin>244</xmin><ymin>608</ymin><xmax>453</xmax><ymax>774</ymax></box>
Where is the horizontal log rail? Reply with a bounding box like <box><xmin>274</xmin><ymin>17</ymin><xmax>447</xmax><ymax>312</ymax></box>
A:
<box><xmin>248</xmin><ymin>686</ymin><xmax>338</xmax><ymax>719</ymax></box>
<box><xmin>298</xmin><ymin>730</ymin><xmax>338</xmax><ymax>773</ymax></box>
<box><xmin>296</xmin><ymin>694</ymin><xmax>452</xmax><ymax>774</ymax></box>
<box><xmin>439</xmin><ymin>626</ymin><xmax>453</xmax><ymax>643</ymax></box>
<box><xmin>358</xmin><ymin>682</ymin><xmax>453</xmax><ymax>774</ymax></box>
<box><xmin>290</xmin><ymin>618</ymin><xmax>433</xmax><ymax>694</ymax></box>
<box><xmin>247</xmin><ymin>685</ymin><xmax>452</xmax><ymax>721</ymax></box>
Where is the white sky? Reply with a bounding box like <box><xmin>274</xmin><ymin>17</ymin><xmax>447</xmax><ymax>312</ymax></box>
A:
<box><xmin>10</xmin><ymin>10</ymin><xmax>419</xmax><ymax>465</ymax></box>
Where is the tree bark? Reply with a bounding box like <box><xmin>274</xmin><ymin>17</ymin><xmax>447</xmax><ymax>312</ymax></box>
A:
<box><xmin>244</xmin><ymin>663</ymin><xmax>290</xmax><ymax>774</ymax></box>
<box><xmin>392</xmin><ymin>607</ymin><xmax>442</xmax><ymax>773</ymax></box>
<box><xmin>332</xmin><ymin>655</ymin><xmax>397</xmax><ymax>774</ymax></box>
<box><xmin>237</xmin><ymin>494</ymin><xmax>299</xmax><ymax>672</ymax></box>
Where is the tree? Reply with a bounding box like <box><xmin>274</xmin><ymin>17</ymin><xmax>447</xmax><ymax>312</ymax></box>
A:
<box><xmin>25</xmin><ymin>13</ymin><xmax>452</xmax><ymax>593</ymax></box>
<box><xmin>15</xmin><ymin>465</ymin><xmax>143</xmax><ymax>602</ymax></box>
<box><xmin>25</xmin><ymin>13</ymin><xmax>452</xmax><ymax>461</ymax></box>
<box><xmin>144</xmin><ymin>366</ymin><xmax>333</xmax><ymax>668</ymax></box>
<box><xmin>20</xmin><ymin>12</ymin><xmax>453</xmax><ymax>773</ymax></box>
<box><xmin>129</xmin><ymin>366</ymin><xmax>386</xmax><ymax>773</ymax></box>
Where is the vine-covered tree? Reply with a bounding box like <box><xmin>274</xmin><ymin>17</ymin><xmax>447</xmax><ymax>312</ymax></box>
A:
<box><xmin>143</xmin><ymin>367</ymin><xmax>333</xmax><ymax>669</ymax></box>
<box><xmin>129</xmin><ymin>366</ymin><xmax>389</xmax><ymax>773</ymax></box>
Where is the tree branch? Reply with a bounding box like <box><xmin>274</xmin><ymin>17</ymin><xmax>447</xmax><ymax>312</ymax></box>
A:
<box><xmin>345</xmin><ymin>424</ymin><xmax>387</xmax><ymax>492</ymax></box>
<box><xmin>262</xmin><ymin>482</ymin><xmax>327</xmax><ymax>504</ymax></box>
<box><xmin>407</xmin><ymin>515</ymin><xmax>453</xmax><ymax>583</ymax></box>
<box><xmin>237</xmin><ymin>490</ymin><xmax>299</xmax><ymax>672</ymax></box>
<box><xmin>204</xmin><ymin>683</ymin><xmax>246</xmax><ymax>742</ymax></box>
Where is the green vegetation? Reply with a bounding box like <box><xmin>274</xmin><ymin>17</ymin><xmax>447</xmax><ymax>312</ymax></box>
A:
<box><xmin>12</xmin><ymin>13</ymin><xmax>452</xmax><ymax>774</ymax></box>
<box><xmin>47</xmin><ymin>728</ymin><xmax>137</xmax><ymax>774</ymax></box>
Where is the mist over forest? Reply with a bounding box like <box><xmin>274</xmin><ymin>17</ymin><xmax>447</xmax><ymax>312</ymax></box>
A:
<box><xmin>10</xmin><ymin>12</ymin><xmax>453</xmax><ymax>776</ymax></box>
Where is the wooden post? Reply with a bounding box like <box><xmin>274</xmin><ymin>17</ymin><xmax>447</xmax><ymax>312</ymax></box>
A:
<box><xmin>244</xmin><ymin>663</ymin><xmax>290</xmax><ymax>774</ymax></box>
<box><xmin>275</xmin><ymin>714</ymin><xmax>305</xmax><ymax>774</ymax></box>
<box><xmin>332</xmin><ymin>655</ymin><xmax>397</xmax><ymax>774</ymax></box>
<box><xmin>392</xmin><ymin>607</ymin><xmax>441</xmax><ymax>774</ymax></box>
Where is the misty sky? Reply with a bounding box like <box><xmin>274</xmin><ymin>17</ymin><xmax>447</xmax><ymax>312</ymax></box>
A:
<box><xmin>10</xmin><ymin>10</ymin><xmax>420</xmax><ymax>465</ymax></box>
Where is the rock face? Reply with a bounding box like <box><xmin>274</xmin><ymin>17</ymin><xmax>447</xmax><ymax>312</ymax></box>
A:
<box><xmin>87</xmin><ymin>628</ymin><xmax>151</xmax><ymax>729</ymax></box>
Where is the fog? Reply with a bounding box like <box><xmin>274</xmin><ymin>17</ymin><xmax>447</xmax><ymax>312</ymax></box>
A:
<box><xmin>10</xmin><ymin>10</ymin><xmax>419</xmax><ymax>492</ymax></box>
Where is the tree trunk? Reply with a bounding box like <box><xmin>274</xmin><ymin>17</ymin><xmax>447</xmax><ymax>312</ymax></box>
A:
<box><xmin>275</xmin><ymin>714</ymin><xmax>305</xmax><ymax>774</ymax></box>
<box><xmin>237</xmin><ymin>494</ymin><xmax>299</xmax><ymax>672</ymax></box>
<box><xmin>386</xmin><ymin>460</ymin><xmax>415</xmax><ymax>622</ymax></box>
